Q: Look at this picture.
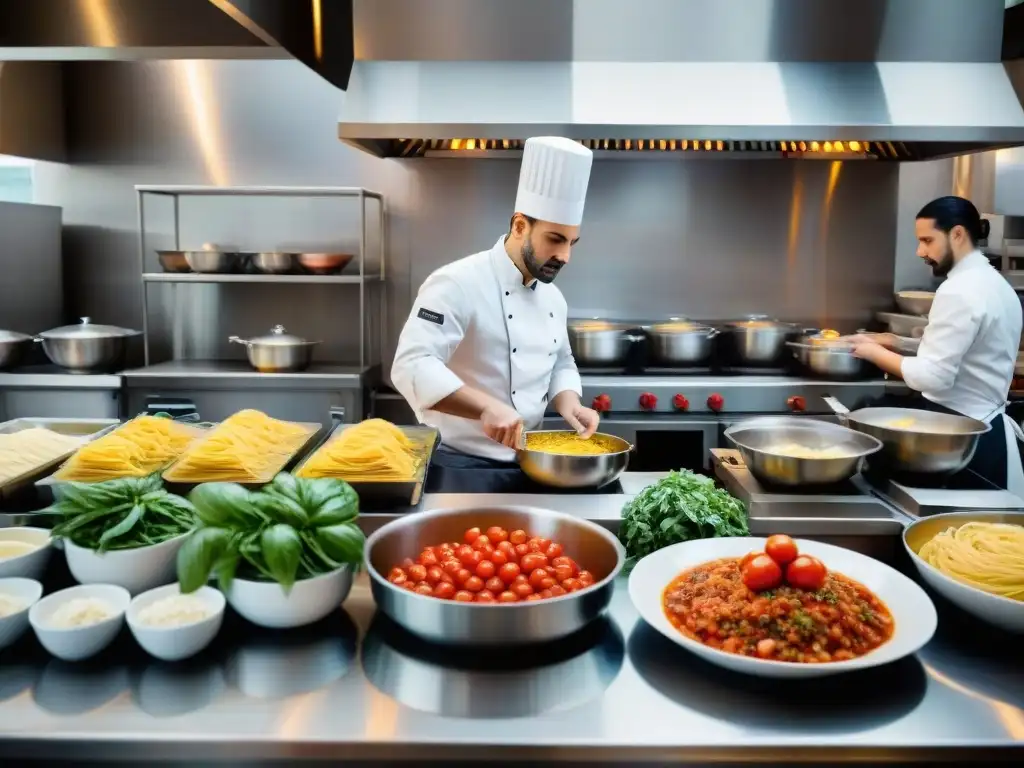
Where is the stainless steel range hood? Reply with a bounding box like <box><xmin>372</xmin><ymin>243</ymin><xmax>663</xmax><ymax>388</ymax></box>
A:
<box><xmin>338</xmin><ymin>0</ymin><xmax>1024</xmax><ymax>161</ymax></box>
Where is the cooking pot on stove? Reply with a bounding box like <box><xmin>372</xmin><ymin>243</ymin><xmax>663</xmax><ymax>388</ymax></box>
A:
<box><xmin>0</xmin><ymin>329</ymin><xmax>33</xmax><ymax>370</ymax></box>
<box><xmin>37</xmin><ymin>317</ymin><xmax>140</xmax><ymax>373</ymax></box>
<box><xmin>568</xmin><ymin>320</ymin><xmax>642</xmax><ymax>367</ymax></box>
<box><xmin>787</xmin><ymin>331</ymin><xmax>867</xmax><ymax>380</ymax></box>
<box><xmin>645</xmin><ymin>319</ymin><xmax>718</xmax><ymax>366</ymax></box>
<box><xmin>719</xmin><ymin>316</ymin><xmax>801</xmax><ymax>368</ymax></box>
<box><xmin>229</xmin><ymin>325</ymin><xmax>321</xmax><ymax>373</ymax></box>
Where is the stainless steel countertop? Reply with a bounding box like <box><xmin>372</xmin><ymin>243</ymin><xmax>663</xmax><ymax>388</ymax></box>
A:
<box><xmin>0</xmin><ymin>570</ymin><xmax>1021</xmax><ymax>764</ymax></box>
<box><xmin>0</xmin><ymin>367</ymin><xmax>121</xmax><ymax>390</ymax></box>
<box><xmin>119</xmin><ymin>360</ymin><xmax>375</xmax><ymax>390</ymax></box>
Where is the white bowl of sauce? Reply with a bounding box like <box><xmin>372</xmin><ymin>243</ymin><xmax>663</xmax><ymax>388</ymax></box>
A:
<box><xmin>0</xmin><ymin>527</ymin><xmax>52</xmax><ymax>580</ymax></box>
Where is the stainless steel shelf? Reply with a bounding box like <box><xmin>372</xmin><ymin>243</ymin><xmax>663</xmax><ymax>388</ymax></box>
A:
<box><xmin>0</xmin><ymin>370</ymin><xmax>121</xmax><ymax>390</ymax></box>
<box><xmin>135</xmin><ymin>185</ymin><xmax>384</xmax><ymax>199</ymax></box>
<box><xmin>120</xmin><ymin>360</ymin><xmax>376</xmax><ymax>391</ymax></box>
<box><xmin>141</xmin><ymin>273</ymin><xmax>382</xmax><ymax>284</ymax></box>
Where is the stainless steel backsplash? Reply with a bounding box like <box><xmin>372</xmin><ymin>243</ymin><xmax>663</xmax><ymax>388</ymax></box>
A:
<box><xmin>33</xmin><ymin>60</ymin><xmax>902</xmax><ymax>380</ymax></box>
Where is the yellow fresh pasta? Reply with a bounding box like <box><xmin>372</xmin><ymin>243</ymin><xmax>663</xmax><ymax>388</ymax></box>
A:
<box><xmin>56</xmin><ymin>416</ymin><xmax>202</xmax><ymax>482</ymax></box>
<box><xmin>165</xmin><ymin>409</ymin><xmax>314</xmax><ymax>483</ymax></box>
<box><xmin>0</xmin><ymin>429</ymin><xmax>86</xmax><ymax>485</ymax></box>
<box><xmin>918</xmin><ymin>522</ymin><xmax>1024</xmax><ymax>601</ymax></box>
<box><xmin>297</xmin><ymin>418</ymin><xmax>420</xmax><ymax>482</ymax></box>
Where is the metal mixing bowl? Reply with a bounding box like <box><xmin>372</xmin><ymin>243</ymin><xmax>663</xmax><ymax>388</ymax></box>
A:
<box><xmin>156</xmin><ymin>251</ymin><xmax>191</xmax><ymax>273</ymax></box>
<box><xmin>36</xmin><ymin>317</ymin><xmax>140</xmax><ymax>373</ymax></box>
<box><xmin>251</xmin><ymin>252</ymin><xmax>300</xmax><ymax>274</ymax></box>
<box><xmin>228</xmin><ymin>325</ymin><xmax>320</xmax><ymax>372</ymax></box>
<box><xmin>364</xmin><ymin>505</ymin><xmax>625</xmax><ymax>645</ymax></box>
<box><xmin>183</xmin><ymin>250</ymin><xmax>243</xmax><ymax>273</ymax></box>
<box><xmin>894</xmin><ymin>291</ymin><xmax>935</xmax><ymax>316</ymax></box>
<box><xmin>297</xmin><ymin>253</ymin><xmax>354</xmax><ymax>275</ymax></box>
<box><xmin>724</xmin><ymin>417</ymin><xmax>882</xmax><ymax>486</ymax></box>
<box><xmin>0</xmin><ymin>330</ymin><xmax>33</xmax><ymax>370</ymax></box>
<box><xmin>517</xmin><ymin>430</ymin><xmax>632</xmax><ymax>488</ymax></box>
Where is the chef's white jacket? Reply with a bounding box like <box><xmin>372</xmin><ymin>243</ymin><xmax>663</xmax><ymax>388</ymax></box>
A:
<box><xmin>900</xmin><ymin>249</ymin><xmax>1024</xmax><ymax>495</ymax></box>
<box><xmin>391</xmin><ymin>236</ymin><xmax>582</xmax><ymax>461</ymax></box>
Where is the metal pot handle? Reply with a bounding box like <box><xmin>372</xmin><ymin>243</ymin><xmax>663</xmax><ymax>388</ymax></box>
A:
<box><xmin>227</xmin><ymin>336</ymin><xmax>251</xmax><ymax>347</ymax></box>
<box><xmin>624</xmin><ymin>333</ymin><xmax>645</xmax><ymax>343</ymax></box>
<box><xmin>822</xmin><ymin>394</ymin><xmax>851</xmax><ymax>424</ymax></box>
<box><xmin>707</xmin><ymin>327</ymin><xmax>720</xmax><ymax>338</ymax></box>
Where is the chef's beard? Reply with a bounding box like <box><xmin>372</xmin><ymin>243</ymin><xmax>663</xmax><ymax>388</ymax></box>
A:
<box><xmin>924</xmin><ymin>245</ymin><xmax>955</xmax><ymax>278</ymax></box>
<box><xmin>521</xmin><ymin>236</ymin><xmax>563</xmax><ymax>283</ymax></box>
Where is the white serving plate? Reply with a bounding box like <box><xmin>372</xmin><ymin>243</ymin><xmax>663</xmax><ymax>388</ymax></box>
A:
<box><xmin>629</xmin><ymin>536</ymin><xmax>937</xmax><ymax>678</ymax></box>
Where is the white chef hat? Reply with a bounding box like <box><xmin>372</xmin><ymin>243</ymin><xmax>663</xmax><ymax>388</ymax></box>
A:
<box><xmin>514</xmin><ymin>137</ymin><xmax>594</xmax><ymax>227</ymax></box>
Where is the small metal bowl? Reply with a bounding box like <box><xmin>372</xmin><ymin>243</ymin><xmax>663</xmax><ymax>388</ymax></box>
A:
<box><xmin>895</xmin><ymin>291</ymin><xmax>935</xmax><ymax>316</ymax></box>
<box><xmin>183</xmin><ymin>250</ymin><xmax>243</xmax><ymax>274</ymax></box>
<box><xmin>365</xmin><ymin>506</ymin><xmax>625</xmax><ymax>645</ymax></box>
<box><xmin>297</xmin><ymin>253</ymin><xmax>354</xmax><ymax>275</ymax></box>
<box><xmin>156</xmin><ymin>251</ymin><xmax>191</xmax><ymax>273</ymax></box>
<box><xmin>517</xmin><ymin>430</ymin><xmax>632</xmax><ymax>489</ymax></box>
<box><xmin>250</xmin><ymin>252</ymin><xmax>300</xmax><ymax>274</ymax></box>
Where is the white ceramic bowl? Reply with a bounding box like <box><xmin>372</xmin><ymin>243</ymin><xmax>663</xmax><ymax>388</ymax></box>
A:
<box><xmin>127</xmin><ymin>584</ymin><xmax>225</xmax><ymax>661</ymax></box>
<box><xmin>0</xmin><ymin>578</ymin><xmax>44</xmax><ymax>650</ymax></box>
<box><xmin>64</xmin><ymin>532</ymin><xmax>189</xmax><ymax>595</ymax></box>
<box><xmin>29</xmin><ymin>583</ymin><xmax>130</xmax><ymax>661</ymax></box>
<box><xmin>225</xmin><ymin>565</ymin><xmax>353</xmax><ymax>629</ymax></box>
<box><xmin>904</xmin><ymin>511</ymin><xmax>1024</xmax><ymax>633</ymax></box>
<box><xmin>629</xmin><ymin>537</ymin><xmax>937</xmax><ymax>678</ymax></box>
<box><xmin>0</xmin><ymin>527</ymin><xmax>53</xmax><ymax>579</ymax></box>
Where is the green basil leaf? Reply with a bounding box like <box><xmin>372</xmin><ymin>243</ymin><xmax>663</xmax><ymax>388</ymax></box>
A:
<box><xmin>188</xmin><ymin>483</ymin><xmax>254</xmax><ymax>527</ymax></box>
<box><xmin>255</xmin><ymin>490</ymin><xmax>309</xmax><ymax>528</ymax></box>
<box><xmin>98</xmin><ymin>504</ymin><xmax>144</xmax><ymax>550</ymax></box>
<box><xmin>214</xmin><ymin>546</ymin><xmax>241</xmax><ymax>592</ymax></box>
<box><xmin>315</xmin><ymin>522</ymin><xmax>364</xmax><ymax>565</ymax></box>
<box><xmin>261</xmin><ymin>524</ymin><xmax>302</xmax><ymax>590</ymax></box>
<box><xmin>269</xmin><ymin>472</ymin><xmax>301</xmax><ymax>503</ymax></box>
<box><xmin>300</xmin><ymin>529</ymin><xmax>340</xmax><ymax>571</ymax></box>
<box><xmin>177</xmin><ymin>527</ymin><xmax>231</xmax><ymax>593</ymax></box>
<box><xmin>305</xmin><ymin>480</ymin><xmax>359</xmax><ymax>526</ymax></box>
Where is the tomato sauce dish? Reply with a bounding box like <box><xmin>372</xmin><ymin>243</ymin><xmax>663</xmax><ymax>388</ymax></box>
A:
<box><xmin>629</xmin><ymin>536</ymin><xmax>936</xmax><ymax>678</ymax></box>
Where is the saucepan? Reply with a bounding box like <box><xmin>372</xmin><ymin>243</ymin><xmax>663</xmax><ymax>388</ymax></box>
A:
<box><xmin>719</xmin><ymin>316</ymin><xmax>802</xmax><ymax>368</ymax></box>
<box><xmin>645</xmin><ymin>319</ymin><xmax>718</xmax><ymax>366</ymax></box>
<box><xmin>228</xmin><ymin>325</ymin><xmax>321</xmax><ymax>373</ymax></box>
<box><xmin>823</xmin><ymin>396</ymin><xmax>989</xmax><ymax>475</ymax></box>
<box><xmin>568</xmin><ymin>320</ymin><xmax>643</xmax><ymax>367</ymax></box>
<box><xmin>786</xmin><ymin>331</ymin><xmax>866</xmax><ymax>380</ymax></box>
<box><xmin>36</xmin><ymin>318</ymin><xmax>141</xmax><ymax>373</ymax></box>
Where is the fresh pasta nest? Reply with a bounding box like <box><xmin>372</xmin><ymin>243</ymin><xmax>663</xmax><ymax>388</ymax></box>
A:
<box><xmin>297</xmin><ymin>418</ymin><xmax>423</xmax><ymax>482</ymax></box>
<box><xmin>918</xmin><ymin>521</ymin><xmax>1024</xmax><ymax>602</ymax></box>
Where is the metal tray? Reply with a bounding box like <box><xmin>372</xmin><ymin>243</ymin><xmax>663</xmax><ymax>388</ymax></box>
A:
<box><xmin>162</xmin><ymin>420</ymin><xmax>325</xmax><ymax>486</ymax></box>
<box><xmin>293</xmin><ymin>423</ymin><xmax>439</xmax><ymax>508</ymax></box>
<box><xmin>0</xmin><ymin>418</ymin><xmax>120</xmax><ymax>499</ymax></box>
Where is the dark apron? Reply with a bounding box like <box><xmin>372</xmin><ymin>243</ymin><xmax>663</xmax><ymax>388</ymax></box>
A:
<box><xmin>870</xmin><ymin>393</ymin><xmax>1008</xmax><ymax>489</ymax></box>
<box><xmin>425</xmin><ymin>446</ymin><xmax>558</xmax><ymax>494</ymax></box>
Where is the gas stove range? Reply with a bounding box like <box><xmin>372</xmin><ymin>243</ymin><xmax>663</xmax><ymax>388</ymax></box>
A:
<box><xmin>711</xmin><ymin>449</ymin><xmax>1024</xmax><ymax>522</ymax></box>
<box><xmin>580</xmin><ymin>374</ymin><xmax>891</xmax><ymax>416</ymax></box>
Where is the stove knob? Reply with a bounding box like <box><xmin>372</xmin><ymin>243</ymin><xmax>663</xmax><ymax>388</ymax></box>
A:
<box><xmin>672</xmin><ymin>393</ymin><xmax>690</xmax><ymax>411</ymax></box>
<box><xmin>787</xmin><ymin>395</ymin><xmax>806</xmax><ymax>413</ymax></box>
<box><xmin>707</xmin><ymin>393</ymin><xmax>724</xmax><ymax>412</ymax></box>
<box><xmin>591</xmin><ymin>393</ymin><xmax>612</xmax><ymax>412</ymax></box>
<box><xmin>639</xmin><ymin>392</ymin><xmax>658</xmax><ymax>411</ymax></box>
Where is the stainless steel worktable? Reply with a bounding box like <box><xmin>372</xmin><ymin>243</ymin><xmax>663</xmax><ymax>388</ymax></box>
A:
<box><xmin>0</xmin><ymin>564</ymin><xmax>1021</xmax><ymax>763</ymax></box>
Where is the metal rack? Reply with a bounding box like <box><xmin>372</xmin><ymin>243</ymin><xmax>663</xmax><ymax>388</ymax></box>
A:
<box><xmin>135</xmin><ymin>185</ymin><xmax>385</xmax><ymax>367</ymax></box>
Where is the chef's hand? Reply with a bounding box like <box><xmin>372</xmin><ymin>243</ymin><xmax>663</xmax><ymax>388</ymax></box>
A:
<box><xmin>845</xmin><ymin>332</ymin><xmax>898</xmax><ymax>349</ymax></box>
<box><xmin>480</xmin><ymin>401</ymin><xmax>525</xmax><ymax>449</ymax></box>
<box><xmin>850</xmin><ymin>340</ymin><xmax>886</xmax><ymax>364</ymax></box>
<box><xmin>563</xmin><ymin>403</ymin><xmax>600</xmax><ymax>439</ymax></box>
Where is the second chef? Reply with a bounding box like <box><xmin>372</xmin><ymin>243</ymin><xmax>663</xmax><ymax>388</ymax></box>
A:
<box><xmin>391</xmin><ymin>136</ymin><xmax>599</xmax><ymax>493</ymax></box>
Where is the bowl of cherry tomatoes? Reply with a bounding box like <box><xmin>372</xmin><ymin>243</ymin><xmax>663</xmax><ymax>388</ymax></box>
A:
<box><xmin>364</xmin><ymin>506</ymin><xmax>625</xmax><ymax>645</ymax></box>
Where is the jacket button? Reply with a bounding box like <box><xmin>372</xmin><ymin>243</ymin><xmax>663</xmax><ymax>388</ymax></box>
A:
<box><xmin>505</xmin><ymin>291</ymin><xmax>510</xmax><ymax>296</ymax></box>
<box><xmin>512</xmin><ymin>348</ymin><xmax>517</xmax><ymax>353</ymax></box>
<box><xmin>550</xmin><ymin>312</ymin><xmax>553</xmax><ymax>317</ymax></box>
<box><xmin>512</xmin><ymin>390</ymin><xmax>516</xmax><ymax>395</ymax></box>
<box><xmin>508</xmin><ymin>314</ymin><xmax>513</xmax><ymax>319</ymax></box>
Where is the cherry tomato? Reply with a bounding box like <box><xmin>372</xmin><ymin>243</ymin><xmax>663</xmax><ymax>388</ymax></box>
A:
<box><xmin>528</xmin><ymin>568</ymin><xmax>549</xmax><ymax>589</ymax></box>
<box><xmin>464</xmin><ymin>527</ymin><xmax>481</xmax><ymax>544</ymax></box>
<box><xmin>402</xmin><ymin>581</ymin><xmax>417</xmax><ymax>591</ymax></box>
<box><xmin>509</xmin><ymin>529</ymin><xmax>527</xmax><ymax>545</ymax></box>
<box><xmin>562</xmin><ymin>578</ymin><xmax>582</xmax><ymax>592</ymax></box>
<box><xmin>520</xmin><ymin>553</ymin><xmax>548</xmax><ymax>573</ymax></box>
<box><xmin>433</xmin><ymin>581</ymin><xmax>456</xmax><ymax>599</ymax></box>
<box><xmin>513</xmin><ymin>573</ymin><xmax>529</xmax><ymax>585</ymax></box>
<box><xmin>741</xmin><ymin>554</ymin><xmax>783</xmax><ymax>592</ymax></box>
<box><xmin>490</xmin><ymin>549</ymin><xmax>508</xmax><ymax>567</ymax></box>
<box><xmin>414</xmin><ymin>582</ymin><xmax>434</xmax><ymax>596</ymax></box>
<box><xmin>554</xmin><ymin>564</ymin><xmax>574</xmax><ymax>582</ymax></box>
<box><xmin>485</xmin><ymin>576</ymin><xmax>505</xmax><ymax>593</ymax></box>
<box><xmin>499</xmin><ymin>562</ymin><xmax>521</xmax><ymax>584</ymax></box>
<box><xmin>419</xmin><ymin>550</ymin><xmax>438</xmax><ymax>567</ymax></box>
<box><xmin>454</xmin><ymin>590</ymin><xmax>474</xmax><ymax>602</ymax></box>
<box><xmin>425</xmin><ymin>566</ymin><xmax>444</xmax><ymax>585</ymax></box>
<box><xmin>538</xmin><ymin>589</ymin><xmax>553</xmax><ymax>599</ymax></box>
<box><xmin>464</xmin><ymin>575</ymin><xmax>484</xmax><ymax>592</ymax></box>
<box><xmin>525</xmin><ymin>593</ymin><xmax>542</xmax><ymax>601</ymax></box>
<box><xmin>391</xmin><ymin>573</ymin><xmax>407</xmax><ymax>586</ymax></box>
<box><xmin>512</xmin><ymin>581</ymin><xmax>534</xmax><ymax>598</ymax></box>
<box><xmin>498</xmin><ymin>590</ymin><xmax>519</xmax><ymax>603</ymax></box>
<box><xmin>548</xmin><ymin>585</ymin><xmax>566</xmax><ymax>597</ymax></box>
<box><xmin>740</xmin><ymin>551</ymin><xmax>761</xmax><ymax>570</ymax></box>
<box><xmin>408</xmin><ymin>564</ymin><xmax>427</xmax><ymax>582</ymax></box>
<box><xmin>442</xmin><ymin>560</ymin><xmax>461</xmax><ymax>576</ymax></box>
<box><xmin>578</xmin><ymin>570</ymin><xmax>595</xmax><ymax>586</ymax></box>
<box><xmin>544</xmin><ymin>542</ymin><xmax>563</xmax><ymax>560</ymax></box>
<box><xmin>497</xmin><ymin>540</ymin><xmax>516</xmax><ymax>557</ymax></box>
<box><xmin>528</xmin><ymin>537</ymin><xmax>548</xmax><ymax>553</ymax></box>
<box><xmin>388</xmin><ymin>567</ymin><xmax>406</xmax><ymax>581</ymax></box>
<box><xmin>786</xmin><ymin>555</ymin><xmax>828</xmax><ymax>591</ymax></box>
<box><xmin>765</xmin><ymin>534</ymin><xmax>799</xmax><ymax>566</ymax></box>
<box><xmin>460</xmin><ymin>549</ymin><xmax>483</xmax><ymax>568</ymax></box>
<box><xmin>472</xmin><ymin>535</ymin><xmax>492</xmax><ymax>552</ymax></box>
<box><xmin>475</xmin><ymin>560</ymin><xmax>496</xmax><ymax>580</ymax></box>
<box><xmin>539</xmin><ymin>577</ymin><xmax>556</xmax><ymax>590</ymax></box>
<box><xmin>551</xmin><ymin>556</ymin><xmax>576</xmax><ymax>575</ymax></box>
<box><xmin>475</xmin><ymin>590</ymin><xmax>495</xmax><ymax>603</ymax></box>
<box><xmin>456</xmin><ymin>568</ymin><xmax>472</xmax><ymax>585</ymax></box>
<box><xmin>486</xmin><ymin>526</ymin><xmax>508</xmax><ymax>543</ymax></box>
<box><xmin>401</xmin><ymin>557</ymin><xmax>415</xmax><ymax>570</ymax></box>
<box><xmin>514</xmin><ymin>543</ymin><xmax>530</xmax><ymax>558</ymax></box>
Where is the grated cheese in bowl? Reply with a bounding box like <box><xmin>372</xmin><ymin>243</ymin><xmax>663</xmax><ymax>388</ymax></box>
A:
<box><xmin>48</xmin><ymin>597</ymin><xmax>115</xmax><ymax>628</ymax></box>
<box><xmin>0</xmin><ymin>593</ymin><xmax>26</xmax><ymax>618</ymax></box>
<box><xmin>137</xmin><ymin>594</ymin><xmax>212</xmax><ymax>627</ymax></box>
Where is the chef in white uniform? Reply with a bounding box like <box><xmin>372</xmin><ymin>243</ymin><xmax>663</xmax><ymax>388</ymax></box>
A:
<box><xmin>849</xmin><ymin>196</ymin><xmax>1024</xmax><ymax>495</ymax></box>
<box><xmin>391</xmin><ymin>136</ymin><xmax>599</xmax><ymax>493</ymax></box>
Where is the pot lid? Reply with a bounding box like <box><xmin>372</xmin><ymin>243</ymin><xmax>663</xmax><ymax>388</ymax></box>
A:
<box><xmin>248</xmin><ymin>325</ymin><xmax>313</xmax><ymax>345</ymax></box>
<box><xmin>0</xmin><ymin>329</ymin><xmax>32</xmax><ymax>343</ymax></box>
<box><xmin>40</xmin><ymin>317</ymin><xmax>139</xmax><ymax>339</ymax></box>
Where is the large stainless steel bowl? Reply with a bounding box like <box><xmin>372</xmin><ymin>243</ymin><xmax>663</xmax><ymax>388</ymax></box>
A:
<box><xmin>787</xmin><ymin>339</ymin><xmax>866</xmax><ymax>379</ymax></box>
<box><xmin>725</xmin><ymin>417</ymin><xmax>882</xmax><ymax>486</ymax></box>
<box><xmin>365</xmin><ymin>505</ymin><xmax>625</xmax><ymax>645</ymax></box>
<box><xmin>228</xmin><ymin>325</ymin><xmax>320</xmax><ymax>372</ymax></box>
<box><xmin>155</xmin><ymin>250</ymin><xmax>190</xmax><ymax>273</ymax></box>
<box><xmin>0</xmin><ymin>330</ymin><xmax>33</xmax><ymax>370</ymax></box>
<box><xmin>37</xmin><ymin>317</ymin><xmax>140</xmax><ymax>373</ymax></box>
<box><xmin>646</xmin><ymin>320</ymin><xmax>717</xmax><ymax>366</ymax></box>
<box><xmin>720</xmin><ymin>317</ymin><xmax>800</xmax><ymax>367</ymax></box>
<box><xmin>517</xmin><ymin>430</ymin><xmax>632</xmax><ymax>488</ymax></box>
<box><xmin>250</xmin><ymin>252</ymin><xmax>300</xmax><ymax>274</ymax></box>
<box><xmin>183</xmin><ymin>249</ymin><xmax>243</xmax><ymax>273</ymax></box>
<box><xmin>894</xmin><ymin>291</ymin><xmax>935</xmax><ymax>316</ymax></box>
<box><xmin>836</xmin><ymin>405</ymin><xmax>990</xmax><ymax>475</ymax></box>
<box><xmin>568</xmin><ymin>320</ymin><xmax>641</xmax><ymax>367</ymax></box>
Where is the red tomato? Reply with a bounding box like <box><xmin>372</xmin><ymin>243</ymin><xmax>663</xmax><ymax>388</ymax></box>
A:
<box><xmin>525</xmin><ymin>593</ymin><xmax>542</xmax><ymax>601</ymax></box>
<box><xmin>433</xmin><ymin>581</ymin><xmax>456</xmax><ymax>599</ymax></box>
<box><xmin>765</xmin><ymin>534</ymin><xmax>799</xmax><ymax>566</ymax></box>
<box><xmin>513</xmin><ymin>573</ymin><xmax>529</xmax><ymax>585</ymax></box>
<box><xmin>741</xmin><ymin>554</ymin><xmax>783</xmax><ymax>592</ymax></box>
<box><xmin>512</xmin><ymin>581</ymin><xmax>534</xmax><ymax>598</ymax></box>
<box><xmin>498</xmin><ymin>591</ymin><xmax>519</xmax><ymax>603</ymax></box>
<box><xmin>520</xmin><ymin>553</ymin><xmax>549</xmax><ymax>573</ymax></box>
<box><xmin>402</xmin><ymin>581</ymin><xmax>417</xmax><ymax>591</ymax></box>
<box><xmin>388</xmin><ymin>567</ymin><xmax>406</xmax><ymax>581</ymax></box>
<box><xmin>472</xmin><ymin>535</ymin><xmax>492</xmax><ymax>552</ymax></box>
<box><xmin>455</xmin><ymin>568</ymin><xmax>472</xmax><ymax>585</ymax></box>
<box><xmin>551</xmin><ymin>556</ymin><xmax>577</xmax><ymax>575</ymax></box>
<box><xmin>538</xmin><ymin>589</ymin><xmax>553</xmax><ymax>599</ymax></box>
<box><xmin>454</xmin><ymin>590</ymin><xmax>474</xmax><ymax>602</ymax></box>
<box><xmin>739</xmin><ymin>551</ymin><xmax>761</xmax><ymax>570</ymax></box>
<box><xmin>514</xmin><ymin>543</ymin><xmax>530</xmax><ymax>558</ymax></box>
<box><xmin>499</xmin><ymin>563</ymin><xmax>520</xmax><ymax>584</ymax></box>
<box><xmin>562</xmin><ymin>578</ymin><xmax>582</xmax><ymax>592</ymax></box>
<box><xmin>528</xmin><ymin>568</ymin><xmax>548</xmax><ymax>588</ymax></box>
<box><xmin>544</xmin><ymin>542</ymin><xmax>563</xmax><ymax>559</ymax></box>
<box><xmin>548</xmin><ymin>585</ymin><xmax>566</xmax><ymax>597</ymax></box>
<box><xmin>490</xmin><ymin>550</ymin><xmax>508</xmax><ymax>567</ymax></box>
<box><xmin>539</xmin><ymin>576</ymin><xmax>556</xmax><ymax>590</ymax></box>
<box><xmin>464</xmin><ymin>527</ymin><xmax>481</xmax><ymax>544</ymax></box>
<box><xmin>786</xmin><ymin>555</ymin><xmax>828</xmax><ymax>591</ymax></box>
<box><xmin>509</xmin><ymin>529</ymin><xmax>527</xmax><ymax>545</ymax></box>
<box><xmin>408</xmin><ymin>564</ymin><xmax>427</xmax><ymax>582</ymax></box>
<box><xmin>442</xmin><ymin>560</ymin><xmax>461</xmax><ymax>576</ymax></box>
<box><xmin>496</xmin><ymin>540</ymin><xmax>516</xmax><ymax>557</ymax></box>
<box><xmin>419</xmin><ymin>550</ymin><xmax>438</xmax><ymax>567</ymax></box>
<box><xmin>425</xmin><ymin>566</ymin><xmax>445</xmax><ymax>585</ymax></box>
<box><xmin>464</xmin><ymin>575</ymin><xmax>484</xmax><ymax>592</ymax></box>
<box><xmin>391</xmin><ymin>573</ymin><xmax>407</xmax><ymax>586</ymax></box>
<box><xmin>414</xmin><ymin>582</ymin><xmax>434</xmax><ymax>595</ymax></box>
<box><xmin>486</xmin><ymin>526</ymin><xmax>509</xmax><ymax>543</ymax></box>
<box><xmin>553</xmin><ymin>564</ymin><xmax>574</xmax><ymax>582</ymax></box>
<box><xmin>475</xmin><ymin>590</ymin><xmax>495</xmax><ymax>603</ymax></box>
<box><xmin>475</xmin><ymin>560</ymin><xmax>496</xmax><ymax>580</ymax></box>
<box><xmin>401</xmin><ymin>558</ymin><xmax>415</xmax><ymax>570</ymax></box>
<box><xmin>485</xmin><ymin>576</ymin><xmax>505</xmax><ymax>593</ymax></box>
<box><xmin>577</xmin><ymin>570</ymin><xmax>595</xmax><ymax>586</ymax></box>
